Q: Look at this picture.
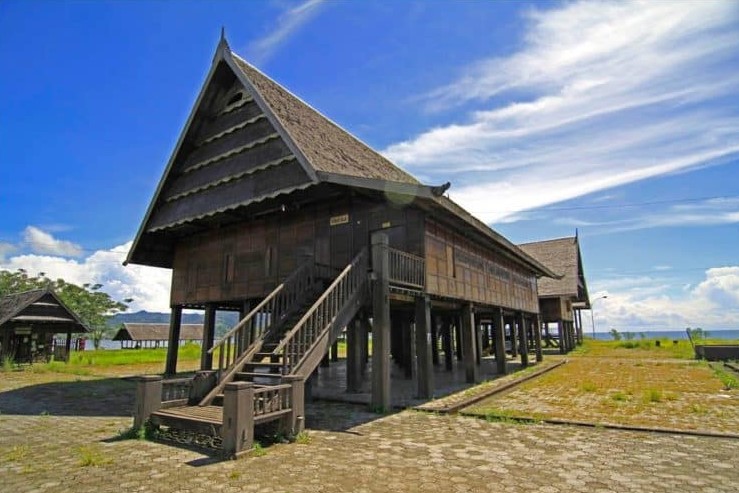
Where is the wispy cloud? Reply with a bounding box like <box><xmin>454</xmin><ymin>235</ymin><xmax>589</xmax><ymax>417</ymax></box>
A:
<box><xmin>383</xmin><ymin>0</ymin><xmax>739</xmax><ymax>224</ymax></box>
<box><xmin>553</xmin><ymin>196</ymin><xmax>739</xmax><ymax>233</ymax></box>
<box><xmin>246</xmin><ymin>0</ymin><xmax>326</xmax><ymax>65</ymax></box>
<box><xmin>22</xmin><ymin>226</ymin><xmax>83</xmax><ymax>257</ymax></box>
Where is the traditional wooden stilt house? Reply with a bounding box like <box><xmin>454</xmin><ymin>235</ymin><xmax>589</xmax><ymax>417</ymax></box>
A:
<box><xmin>125</xmin><ymin>36</ymin><xmax>556</xmax><ymax>455</ymax></box>
<box><xmin>0</xmin><ymin>289</ymin><xmax>89</xmax><ymax>363</ymax></box>
<box><xmin>519</xmin><ymin>236</ymin><xmax>591</xmax><ymax>352</ymax></box>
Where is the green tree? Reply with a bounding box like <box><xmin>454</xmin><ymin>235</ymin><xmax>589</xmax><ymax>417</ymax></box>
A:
<box><xmin>609</xmin><ymin>329</ymin><xmax>621</xmax><ymax>341</ymax></box>
<box><xmin>0</xmin><ymin>269</ymin><xmax>131</xmax><ymax>343</ymax></box>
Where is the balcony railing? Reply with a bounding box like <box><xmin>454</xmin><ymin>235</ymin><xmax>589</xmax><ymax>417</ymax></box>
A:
<box><xmin>388</xmin><ymin>248</ymin><xmax>425</xmax><ymax>290</ymax></box>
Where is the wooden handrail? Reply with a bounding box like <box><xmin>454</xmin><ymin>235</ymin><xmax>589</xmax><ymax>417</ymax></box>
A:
<box><xmin>275</xmin><ymin>248</ymin><xmax>368</xmax><ymax>376</ymax></box>
<box><xmin>388</xmin><ymin>247</ymin><xmax>425</xmax><ymax>289</ymax></box>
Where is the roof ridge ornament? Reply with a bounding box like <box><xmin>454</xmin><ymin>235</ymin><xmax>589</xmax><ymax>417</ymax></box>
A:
<box><xmin>218</xmin><ymin>26</ymin><xmax>230</xmax><ymax>55</ymax></box>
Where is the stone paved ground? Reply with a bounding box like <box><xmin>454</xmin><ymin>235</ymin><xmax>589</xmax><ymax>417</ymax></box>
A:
<box><xmin>1</xmin><ymin>372</ymin><xmax>738</xmax><ymax>493</ymax></box>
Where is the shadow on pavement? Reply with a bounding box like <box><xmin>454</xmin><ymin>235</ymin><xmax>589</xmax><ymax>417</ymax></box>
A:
<box><xmin>0</xmin><ymin>378</ymin><xmax>135</xmax><ymax>417</ymax></box>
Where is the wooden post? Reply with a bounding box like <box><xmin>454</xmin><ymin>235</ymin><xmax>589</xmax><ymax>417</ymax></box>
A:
<box><xmin>494</xmin><ymin>307</ymin><xmax>508</xmax><ymax>375</ymax></box>
<box><xmin>402</xmin><ymin>315</ymin><xmax>414</xmax><ymax>379</ymax></box>
<box><xmin>475</xmin><ymin>320</ymin><xmax>482</xmax><ymax>366</ymax></box>
<box><xmin>431</xmin><ymin>316</ymin><xmax>440</xmax><ymax>366</ymax></box>
<box><xmin>133</xmin><ymin>375</ymin><xmax>162</xmax><ymax>429</ymax></box>
<box><xmin>331</xmin><ymin>340</ymin><xmax>339</xmax><ymax>362</ymax></box>
<box><xmin>281</xmin><ymin>375</ymin><xmax>305</xmax><ymax>435</ymax></box>
<box><xmin>461</xmin><ymin>304</ymin><xmax>478</xmax><ymax>383</ymax></box>
<box><xmin>201</xmin><ymin>304</ymin><xmax>216</xmax><ymax>370</ymax></box>
<box><xmin>222</xmin><ymin>382</ymin><xmax>254</xmax><ymax>458</ymax></box>
<box><xmin>165</xmin><ymin>305</ymin><xmax>182</xmax><ymax>376</ymax></box>
<box><xmin>454</xmin><ymin>318</ymin><xmax>463</xmax><ymax>361</ymax></box>
<box><xmin>442</xmin><ymin>316</ymin><xmax>453</xmax><ymax>371</ymax></box>
<box><xmin>558</xmin><ymin>320</ymin><xmax>566</xmax><ymax>354</ymax></box>
<box><xmin>518</xmin><ymin>312</ymin><xmax>529</xmax><ymax>368</ymax></box>
<box><xmin>414</xmin><ymin>296</ymin><xmax>434</xmax><ymax>399</ymax></box>
<box><xmin>346</xmin><ymin>318</ymin><xmax>363</xmax><ymax>393</ymax></box>
<box><xmin>509</xmin><ymin>317</ymin><xmax>518</xmax><ymax>357</ymax></box>
<box><xmin>361</xmin><ymin>312</ymin><xmax>370</xmax><ymax>366</ymax></box>
<box><xmin>371</xmin><ymin>232</ymin><xmax>391</xmax><ymax>412</ymax></box>
<box><xmin>63</xmin><ymin>330</ymin><xmax>72</xmax><ymax>362</ymax></box>
<box><xmin>534</xmin><ymin>314</ymin><xmax>543</xmax><ymax>362</ymax></box>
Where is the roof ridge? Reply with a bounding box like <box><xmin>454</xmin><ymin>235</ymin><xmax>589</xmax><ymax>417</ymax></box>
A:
<box><xmin>519</xmin><ymin>236</ymin><xmax>577</xmax><ymax>246</ymax></box>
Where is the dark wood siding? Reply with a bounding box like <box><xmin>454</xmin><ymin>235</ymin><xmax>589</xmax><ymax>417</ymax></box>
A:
<box><xmin>425</xmin><ymin>219</ymin><xmax>538</xmax><ymax>312</ymax></box>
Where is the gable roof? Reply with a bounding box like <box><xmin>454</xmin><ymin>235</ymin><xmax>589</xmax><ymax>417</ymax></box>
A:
<box><xmin>125</xmin><ymin>38</ymin><xmax>554</xmax><ymax>278</ymax></box>
<box><xmin>519</xmin><ymin>236</ymin><xmax>590</xmax><ymax>304</ymax></box>
<box><xmin>0</xmin><ymin>289</ymin><xmax>90</xmax><ymax>332</ymax></box>
<box><xmin>112</xmin><ymin>323</ymin><xmax>203</xmax><ymax>342</ymax></box>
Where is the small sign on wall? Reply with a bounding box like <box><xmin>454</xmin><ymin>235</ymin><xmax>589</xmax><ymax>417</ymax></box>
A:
<box><xmin>330</xmin><ymin>214</ymin><xmax>349</xmax><ymax>226</ymax></box>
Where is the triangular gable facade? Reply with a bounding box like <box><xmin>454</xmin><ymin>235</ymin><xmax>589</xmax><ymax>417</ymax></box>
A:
<box><xmin>0</xmin><ymin>289</ymin><xmax>89</xmax><ymax>333</ymax></box>
<box><xmin>126</xmin><ymin>38</ymin><xmax>553</xmax><ymax>278</ymax></box>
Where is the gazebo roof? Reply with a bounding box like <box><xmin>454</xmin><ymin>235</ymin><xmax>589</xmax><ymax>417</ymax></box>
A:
<box><xmin>112</xmin><ymin>323</ymin><xmax>203</xmax><ymax>342</ymax></box>
<box><xmin>0</xmin><ymin>289</ymin><xmax>90</xmax><ymax>333</ymax></box>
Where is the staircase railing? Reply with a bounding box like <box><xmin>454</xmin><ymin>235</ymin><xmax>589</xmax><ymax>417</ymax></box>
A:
<box><xmin>275</xmin><ymin>248</ymin><xmax>369</xmax><ymax>376</ymax></box>
<box><xmin>199</xmin><ymin>259</ymin><xmax>318</xmax><ymax>405</ymax></box>
<box><xmin>388</xmin><ymin>247</ymin><xmax>425</xmax><ymax>289</ymax></box>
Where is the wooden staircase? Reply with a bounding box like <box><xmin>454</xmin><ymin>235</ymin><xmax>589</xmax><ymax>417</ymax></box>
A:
<box><xmin>148</xmin><ymin>250</ymin><xmax>369</xmax><ymax>451</ymax></box>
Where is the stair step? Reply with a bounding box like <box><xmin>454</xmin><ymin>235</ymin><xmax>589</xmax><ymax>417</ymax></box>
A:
<box><xmin>254</xmin><ymin>352</ymin><xmax>282</xmax><ymax>359</ymax></box>
<box><xmin>235</xmin><ymin>371</ymin><xmax>283</xmax><ymax>381</ymax></box>
<box><xmin>243</xmin><ymin>361</ymin><xmax>283</xmax><ymax>369</ymax></box>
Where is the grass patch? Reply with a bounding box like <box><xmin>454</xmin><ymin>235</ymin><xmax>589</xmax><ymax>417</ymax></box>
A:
<box><xmin>611</xmin><ymin>391</ymin><xmax>629</xmax><ymax>402</ymax></box>
<box><xmin>642</xmin><ymin>389</ymin><xmax>663</xmax><ymax>403</ymax></box>
<box><xmin>250</xmin><ymin>442</ymin><xmax>267</xmax><ymax>457</ymax></box>
<box><xmin>580</xmin><ymin>381</ymin><xmax>598</xmax><ymax>393</ymax></box>
<box><xmin>2</xmin><ymin>355</ymin><xmax>15</xmax><ymax>372</ymax></box>
<box><xmin>2</xmin><ymin>445</ymin><xmax>29</xmax><ymax>462</ymax></box>
<box><xmin>294</xmin><ymin>431</ymin><xmax>312</xmax><ymax>445</ymax></box>
<box><xmin>712</xmin><ymin>365</ymin><xmax>738</xmax><ymax>390</ymax></box>
<box><xmin>76</xmin><ymin>445</ymin><xmax>112</xmax><ymax>467</ymax></box>
<box><xmin>228</xmin><ymin>471</ymin><xmax>242</xmax><ymax>480</ymax></box>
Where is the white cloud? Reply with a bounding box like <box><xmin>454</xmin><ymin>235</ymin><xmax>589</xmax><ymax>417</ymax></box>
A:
<box><xmin>0</xmin><ymin>242</ymin><xmax>16</xmax><ymax>262</ymax></box>
<box><xmin>22</xmin><ymin>226</ymin><xmax>83</xmax><ymax>257</ymax></box>
<box><xmin>0</xmin><ymin>241</ymin><xmax>172</xmax><ymax>313</ymax></box>
<box><xmin>246</xmin><ymin>0</ymin><xmax>326</xmax><ymax>65</ymax></box>
<box><xmin>383</xmin><ymin>0</ymin><xmax>739</xmax><ymax>224</ymax></box>
<box><xmin>588</xmin><ymin>266</ymin><xmax>739</xmax><ymax>331</ymax></box>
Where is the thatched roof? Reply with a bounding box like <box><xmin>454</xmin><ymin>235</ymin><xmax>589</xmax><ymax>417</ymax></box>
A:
<box><xmin>519</xmin><ymin>236</ymin><xmax>590</xmax><ymax>305</ymax></box>
<box><xmin>125</xmin><ymin>38</ymin><xmax>555</xmax><ymax>278</ymax></box>
<box><xmin>0</xmin><ymin>289</ymin><xmax>89</xmax><ymax>332</ymax></box>
<box><xmin>112</xmin><ymin>323</ymin><xmax>203</xmax><ymax>342</ymax></box>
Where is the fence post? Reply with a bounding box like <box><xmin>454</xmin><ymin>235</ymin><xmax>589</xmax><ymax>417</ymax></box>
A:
<box><xmin>133</xmin><ymin>375</ymin><xmax>162</xmax><ymax>429</ymax></box>
<box><xmin>222</xmin><ymin>382</ymin><xmax>254</xmax><ymax>458</ymax></box>
<box><xmin>281</xmin><ymin>375</ymin><xmax>305</xmax><ymax>436</ymax></box>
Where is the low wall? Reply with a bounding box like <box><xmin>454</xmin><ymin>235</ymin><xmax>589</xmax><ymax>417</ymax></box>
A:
<box><xmin>694</xmin><ymin>345</ymin><xmax>739</xmax><ymax>361</ymax></box>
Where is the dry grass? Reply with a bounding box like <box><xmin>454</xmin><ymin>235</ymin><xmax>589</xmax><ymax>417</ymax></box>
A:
<box><xmin>465</xmin><ymin>344</ymin><xmax>739</xmax><ymax>434</ymax></box>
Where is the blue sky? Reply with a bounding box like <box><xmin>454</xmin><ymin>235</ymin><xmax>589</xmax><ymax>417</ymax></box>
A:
<box><xmin>1</xmin><ymin>0</ymin><xmax>738</xmax><ymax>331</ymax></box>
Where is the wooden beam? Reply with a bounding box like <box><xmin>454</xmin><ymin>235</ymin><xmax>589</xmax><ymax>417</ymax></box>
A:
<box><xmin>371</xmin><ymin>232</ymin><xmax>391</xmax><ymax>412</ymax></box>
<box><xmin>461</xmin><ymin>304</ymin><xmax>478</xmax><ymax>383</ymax></box>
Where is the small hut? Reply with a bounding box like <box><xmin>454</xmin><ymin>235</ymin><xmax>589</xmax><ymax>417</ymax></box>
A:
<box><xmin>519</xmin><ymin>236</ymin><xmax>591</xmax><ymax>352</ymax></box>
<box><xmin>112</xmin><ymin>323</ymin><xmax>204</xmax><ymax>349</ymax></box>
<box><xmin>0</xmin><ymin>289</ymin><xmax>89</xmax><ymax>363</ymax></box>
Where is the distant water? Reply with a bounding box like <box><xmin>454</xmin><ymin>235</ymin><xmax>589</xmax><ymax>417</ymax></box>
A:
<box><xmin>591</xmin><ymin>330</ymin><xmax>739</xmax><ymax>341</ymax></box>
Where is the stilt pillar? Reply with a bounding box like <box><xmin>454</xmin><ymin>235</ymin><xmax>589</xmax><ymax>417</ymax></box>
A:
<box><xmin>442</xmin><ymin>316</ymin><xmax>453</xmax><ymax>371</ymax></box>
<box><xmin>461</xmin><ymin>303</ymin><xmax>478</xmax><ymax>383</ymax></box>
<box><xmin>534</xmin><ymin>314</ymin><xmax>543</xmax><ymax>362</ymax></box>
<box><xmin>331</xmin><ymin>340</ymin><xmax>339</xmax><ymax>362</ymax></box>
<box><xmin>201</xmin><ymin>304</ymin><xmax>216</xmax><ymax>370</ymax></box>
<box><xmin>558</xmin><ymin>320</ymin><xmax>566</xmax><ymax>354</ymax></box>
<box><xmin>414</xmin><ymin>296</ymin><xmax>434</xmax><ymax>399</ymax></box>
<box><xmin>165</xmin><ymin>305</ymin><xmax>182</xmax><ymax>376</ymax></box>
<box><xmin>347</xmin><ymin>318</ymin><xmax>363</xmax><ymax>393</ymax></box>
<box><xmin>494</xmin><ymin>307</ymin><xmax>508</xmax><ymax>375</ymax></box>
<box><xmin>431</xmin><ymin>316</ymin><xmax>440</xmax><ymax>367</ymax></box>
<box><xmin>371</xmin><ymin>232</ymin><xmax>391</xmax><ymax>412</ymax></box>
<box><xmin>518</xmin><ymin>312</ymin><xmax>529</xmax><ymax>368</ymax></box>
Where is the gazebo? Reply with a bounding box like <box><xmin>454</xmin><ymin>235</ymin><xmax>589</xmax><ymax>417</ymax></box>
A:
<box><xmin>0</xmin><ymin>289</ymin><xmax>90</xmax><ymax>363</ymax></box>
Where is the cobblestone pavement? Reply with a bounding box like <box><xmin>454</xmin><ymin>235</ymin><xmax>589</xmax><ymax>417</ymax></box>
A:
<box><xmin>1</xmin><ymin>398</ymin><xmax>737</xmax><ymax>492</ymax></box>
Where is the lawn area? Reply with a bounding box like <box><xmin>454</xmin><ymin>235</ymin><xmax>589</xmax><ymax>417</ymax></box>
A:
<box><xmin>464</xmin><ymin>339</ymin><xmax>739</xmax><ymax>434</ymax></box>
<box><xmin>1</xmin><ymin>343</ymin><xmax>203</xmax><ymax>379</ymax></box>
